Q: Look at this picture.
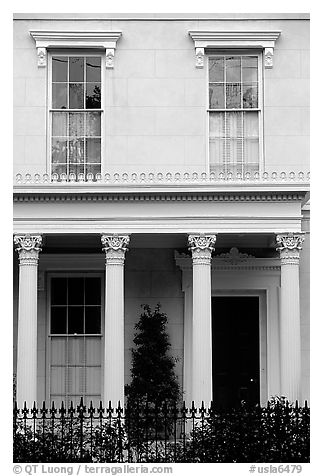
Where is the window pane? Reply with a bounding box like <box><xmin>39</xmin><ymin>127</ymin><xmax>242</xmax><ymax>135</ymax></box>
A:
<box><xmin>85</xmin><ymin>277</ymin><xmax>101</xmax><ymax>304</ymax></box>
<box><xmin>85</xmin><ymin>112</ymin><xmax>101</xmax><ymax>136</ymax></box>
<box><xmin>209</xmin><ymin>84</ymin><xmax>224</xmax><ymax>109</ymax></box>
<box><xmin>69</xmin><ymin>113</ymin><xmax>84</xmax><ymax>136</ymax></box>
<box><xmin>242</xmin><ymin>56</ymin><xmax>258</xmax><ymax>82</ymax></box>
<box><xmin>86</xmin><ymin>138</ymin><xmax>101</xmax><ymax>163</ymax></box>
<box><xmin>226</xmin><ymin>84</ymin><xmax>241</xmax><ymax>108</ymax></box>
<box><xmin>69</xmin><ymin>139</ymin><xmax>85</xmax><ymax>164</ymax></box>
<box><xmin>86</xmin><ymin>57</ymin><xmax>101</xmax><ymax>82</ymax></box>
<box><xmin>209</xmin><ymin>138</ymin><xmax>225</xmax><ymax>167</ymax></box>
<box><xmin>69</xmin><ymin>164</ymin><xmax>85</xmax><ymax>177</ymax></box>
<box><xmin>69</xmin><ymin>57</ymin><xmax>84</xmax><ymax>82</ymax></box>
<box><xmin>226</xmin><ymin>138</ymin><xmax>243</xmax><ymax>165</ymax></box>
<box><xmin>226</xmin><ymin>112</ymin><xmax>243</xmax><ymax>138</ymax></box>
<box><xmin>52</xmin><ymin>57</ymin><xmax>68</xmax><ymax>82</ymax></box>
<box><xmin>86</xmin><ymin>83</ymin><xmax>101</xmax><ymax>108</ymax></box>
<box><xmin>52</xmin><ymin>83</ymin><xmax>67</xmax><ymax>109</ymax></box>
<box><xmin>85</xmin><ymin>165</ymin><xmax>101</xmax><ymax>177</ymax></box>
<box><xmin>244</xmin><ymin>112</ymin><xmax>259</xmax><ymax>138</ymax></box>
<box><xmin>86</xmin><ymin>338</ymin><xmax>101</xmax><ymax>365</ymax></box>
<box><xmin>209</xmin><ymin>57</ymin><xmax>224</xmax><ymax>82</ymax></box>
<box><xmin>68</xmin><ymin>307</ymin><xmax>84</xmax><ymax>334</ymax></box>
<box><xmin>52</xmin><ymin>164</ymin><xmax>67</xmax><ymax>176</ymax></box>
<box><xmin>86</xmin><ymin>367</ymin><xmax>101</xmax><ymax>394</ymax></box>
<box><xmin>226</xmin><ymin>57</ymin><xmax>241</xmax><ymax>82</ymax></box>
<box><xmin>52</xmin><ymin>139</ymin><xmax>67</xmax><ymax>164</ymax></box>
<box><xmin>243</xmin><ymin>84</ymin><xmax>258</xmax><ymax>108</ymax></box>
<box><xmin>51</xmin><ymin>278</ymin><xmax>67</xmax><ymax>304</ymax></box>
<box><xmin>209</xmin><ymin>113</ymin><xmax>225</xmax><ymax>138</ymax></box>
<box><xmin>68</xmin><ymin>278</ymin><xmax>84</xmax><ymax>305</ymax></box>
<box><xmin>85</xmin><ymin>307</ymin><xmax>101</xmax><ymax>334</ymax></box>
<box><xmin>244</xmin><ymin>139</ymin><xmax>259</xmax><ymax>165</ymax></box>
<box><xmin>52</xmin><ymin>112</ymin><xmax>68</xmax><ymax>136</ymax></box>
<box><xmin>69</xmin><ymin>83</ymin><xmax>84</xmax><ymax>109</ymax></box>
<box><xmin>51</xmin><ymin>307</ymin><xmax>67</xmax><ymax>334</ymax></box>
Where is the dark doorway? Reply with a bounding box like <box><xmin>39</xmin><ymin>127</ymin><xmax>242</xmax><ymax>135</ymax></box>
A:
<box><xmin>212</xmin><ymin>296</ymin><xmax>260</xmax><ymax>409</ymax></box>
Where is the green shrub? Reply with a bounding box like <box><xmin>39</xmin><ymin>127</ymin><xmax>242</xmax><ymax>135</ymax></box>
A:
<box><xmin>180</xmin><ymin>398</ymin><xmax>310</xmax><ymax>463</ymax></box>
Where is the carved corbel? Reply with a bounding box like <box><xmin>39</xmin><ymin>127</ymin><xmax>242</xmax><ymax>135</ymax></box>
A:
<box><xmin>106</xmin><ymin>48</ymin><xmax>115</xmax><ymax>69</ymax></box>
<box><xmin>36</xmin><ymin>47</ymin><xmax>47</xmax><ymax>67</ymax></box>
<box><xmin>264</xmin><ymin>48</ymin><xmax>274</xmax><ymax>69</ymax></box>
<box><xmin>195</xmin><ymin>47</ymin><xmax>205</xmax><ymax>68</ymax></box>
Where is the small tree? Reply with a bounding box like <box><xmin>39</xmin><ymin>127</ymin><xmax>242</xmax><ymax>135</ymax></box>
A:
<box><xmin>125</xmin><ymin>304</ymin><xmax>180</xmax><ymax>406</ymax></box>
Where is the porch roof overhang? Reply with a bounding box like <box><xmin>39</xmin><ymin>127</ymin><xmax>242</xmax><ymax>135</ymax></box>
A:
<box><xmin>13</xmin><ymin>179</ymin><xmax>309</xmax><ymax>235</ymax></box>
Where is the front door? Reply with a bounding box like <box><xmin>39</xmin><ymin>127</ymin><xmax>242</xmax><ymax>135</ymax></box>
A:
<box><xmin>212</xmin><ymin>296</ymin><xmax>260</xmax><ymax>409</ymax></box>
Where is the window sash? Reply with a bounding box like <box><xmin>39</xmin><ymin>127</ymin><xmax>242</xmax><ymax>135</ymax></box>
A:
<box><xmin>208</xmin><ymin>54</ymin><xmax>262</xmax><ymax>174</ymax></box>
<box><xmin>49</xmin><ymin>54</ymin><xmax>103</xmax><ymax>181</ymax></box>
<box><xmin>49</xmin><ymin>275</ymin><xmax>103</xmax><ymax>405</ymax></box>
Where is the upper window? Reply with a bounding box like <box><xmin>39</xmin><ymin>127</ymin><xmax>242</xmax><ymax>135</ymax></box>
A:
<box><xmin>50</xmin><ymin>55</ymin><xmax>102</xmax><ymax>181</ymax></box>
<box><xmin>208</xmin><ymin>54</ymin><xmax>261</xmax><ymax>175</ymax></box>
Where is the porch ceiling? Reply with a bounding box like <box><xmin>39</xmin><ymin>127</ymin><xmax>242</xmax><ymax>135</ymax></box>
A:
<box><xmin>40</xmin><ymin>232</ymin><xmax>275</xmax><ymax>253</ymax></box>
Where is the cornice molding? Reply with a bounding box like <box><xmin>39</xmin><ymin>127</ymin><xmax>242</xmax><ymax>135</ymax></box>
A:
<box><xmin>189</xmin><ymin>30</ymin><xmax>281</xmax><ymax>68</ymax></box>
<box><xmin>29</xmin><ymin>30</ymin><xmax>122</xmax><ymax>68</ymax></box>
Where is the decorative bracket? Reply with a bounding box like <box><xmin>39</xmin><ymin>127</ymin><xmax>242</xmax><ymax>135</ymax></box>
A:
<box><xmin>30</xmin><ymin>30</ymin><xmax>122</xmax><ymax>68</ymax></box>
<box><xmin>264</xmin><ymin>48</ymin><xmax>274</xmax><ymax>68</ymax></box>
<box><xmin>189</xmin><ymin>30</ymin><xmax>281</xmax><ymax>69</ymax></box>
<box><xmin>195</xmin><ymin>47</ymin><xmax>205</xmax><ymax>68</ymax></box>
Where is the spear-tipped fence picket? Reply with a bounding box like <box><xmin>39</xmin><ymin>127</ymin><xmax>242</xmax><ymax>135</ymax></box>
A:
<box><xmin>13</xmin><ymin>398</ymin><xmax>310</xmax><ymax>463</ymax></box>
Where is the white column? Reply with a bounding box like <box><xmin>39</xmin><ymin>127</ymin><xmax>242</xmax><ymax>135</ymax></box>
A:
<box><xmin>14</xmin><ymin>234</ymin><xmax>42</xmax><ymax>409</ymax></box>
<box><xmin>276</xmin><ymin>232</ymin><xmax>305</xmax><ymax>402</ymax></box>
<box><xmin>101</xmin><ymin>234</ymin><xmax>130</xmax><ymax>408</ymax></box>
<box><xmin>188</xmin><ymin>234</ymin><xmax>216</xmax><ymax>407</ymax></box>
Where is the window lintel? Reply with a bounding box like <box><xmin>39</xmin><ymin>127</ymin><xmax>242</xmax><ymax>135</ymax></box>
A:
<box><xmin>188</xmin><ymin>30</ymin><xmax>281</xmax><ymax>69</ymax></box>
<box><xmin>30</xmin><ymin>30</ymin><xmax>122</xmax><ymax>68</ymax></box>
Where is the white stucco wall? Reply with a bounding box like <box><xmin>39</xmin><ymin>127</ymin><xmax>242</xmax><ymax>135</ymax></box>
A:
<box><xmin>13</xmin><ymin>14</ymin><xmax>309</xmax><ymax>176</ymax></box>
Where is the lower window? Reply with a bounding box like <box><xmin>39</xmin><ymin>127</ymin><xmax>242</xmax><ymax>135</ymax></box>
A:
<box><xmin>49</xmin><ymin>275</ymin><xmax>102</xmax><ymax>406</ymax></box>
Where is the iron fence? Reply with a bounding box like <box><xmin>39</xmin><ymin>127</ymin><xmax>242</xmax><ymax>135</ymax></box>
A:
<box><xmin>13</xmin><ymin>398</ymin><xmax>310</xmax><ymax>463</ymax></box>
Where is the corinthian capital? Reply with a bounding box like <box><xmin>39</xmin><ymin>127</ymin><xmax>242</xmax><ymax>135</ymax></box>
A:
<box><xmin>188</xmin><ymin>234</ymin><xmax>217</xmax><ymax>265</ymax></box>
<box><xmin>14</xmin><ymin>234</ymin><xmax>42</xmax><ymax>265</ymax></box>
<box><xmin>101</xmin><ymin>234</ymin><xmax>130</xmax><ymax>265</ymax></box>
<box><xmin>276</xmin><ymin>232</ymin><xmax>305</xmax><ymax>265</ymax></box>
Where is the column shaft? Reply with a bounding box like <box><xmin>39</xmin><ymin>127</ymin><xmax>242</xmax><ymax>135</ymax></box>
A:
<box><xmin>276</xmin><ymin>233</ymin><xmax>305</xmax><ymax>402</ymax></box>
<box><xmin>188</xmin><ymin>234</ymin><xmax>216</xmax><ymax>407</ymax></box>
<box><xmin>101</xmin><ymin>234</ymin><xmax>130</xmax><ymax>408</ymax></box>
<box><xmin>14</xmin><ymin>234</ymin><xmax>42</xmax><ymax>409</ymax></box>
<box><xmin>104</xmin><ymin>259</ymin><xmax>125</xmax><ymax>407</ymax></box>
<box><xmin>192</xmin><ymin>258</ymin><xmax>212</xmax><ymax>406</ymax></box>
<box><xmin>280</xmin><ymin>261</ymin><xmax>301</xmax><ymax>400</ymax></box>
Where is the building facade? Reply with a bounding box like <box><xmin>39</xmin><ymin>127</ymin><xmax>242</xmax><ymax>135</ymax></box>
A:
<box><xmin>13</xmin><ymin>13</ymin><xmax>310</xmax><ymax>410</ymax></box>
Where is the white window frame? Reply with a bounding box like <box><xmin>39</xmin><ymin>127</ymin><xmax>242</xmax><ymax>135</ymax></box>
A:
<box><xmin>47</xmin><ymin>50</ymin><xmax>105</xmax><ymax>180</ymax></box>
<box><xmin>206</xmin><ymin>50</ymin><xmax>264</xmax><ymax>175</ymax></box>
<box><xmin>46</xmin><ymin>272</ymin><xmax>104</xmax><ymax>405</ymax></box>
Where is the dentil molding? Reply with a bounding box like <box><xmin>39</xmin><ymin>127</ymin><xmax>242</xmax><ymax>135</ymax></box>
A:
<box><xmin>188</xmin><ymin>30</ymin><xmax>281</xmax><ymax>68</ymax></box>
<box><xmin>29</xmin><ymin>30</ymin><xmax>122</xmax><ymax>68</ymax></box>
